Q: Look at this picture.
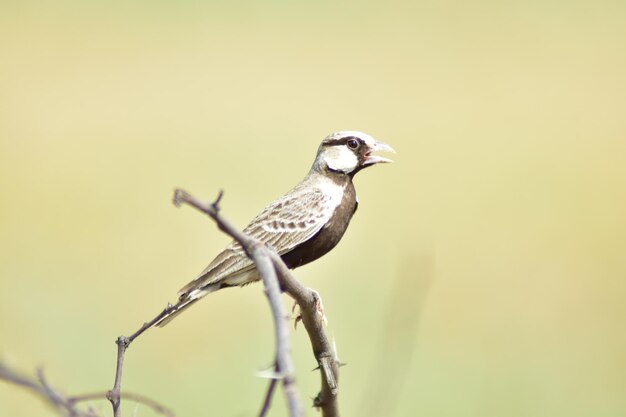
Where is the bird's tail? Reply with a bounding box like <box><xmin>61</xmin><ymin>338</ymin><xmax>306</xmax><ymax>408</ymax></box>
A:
<box><xmin>154</xmin><ymin>285</ymin><xmax>219</xmax><ymax>327</ymax></box>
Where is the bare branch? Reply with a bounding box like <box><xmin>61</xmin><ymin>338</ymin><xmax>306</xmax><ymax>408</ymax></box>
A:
<box><xmin>0</xmin><ymin>363</ymin><xmax>174</xmax><ymax>417</ymax></box>
<box><xmin>257</xmin><ymin>378</ymin><xmax>278</xmax><ymax>417</ymax></box>
<box><xmin>70</xmin><ymin>391</ymin><xmax>175</xmax><ymax>417</ymax></box>
<box><xmin>0</xmin><ymin>363</ymin><xmax>98</xmax><ymax>417</ymax></box>
<box><xmin>106</xmin><ymin>336</ymin><xmax>127</xmax><ymax>417</ymax></box>
<box><xmin>104</xmin><ymin>187</ymin><xmax>340</xmax><ymax>417</ymax></box>
<box><xmin>106</xmin><ymin>303</ymin><xmax>177</xmax><ymax>417</ymax></box>
<box><xmin>3</xmin><ymin>187</ymin><xmax>341</xmax><ymax>417</ymax></box>
<box><xmin>173</xmin><ymin>189</ymin><xmax>304</xmax><ymax>417</ymax></box>
<box><xmin>175</xmin><ymin>188</ymin><xmax>340</xmax><ymax>417</ymax></box>
<box><xmin>271</xmin><ymin>254</ymin><xmax>340</xmax><ymax>417</ymax></box>
<box><xmin>1</xmin><ymin>364</ymin><xmax>94</xmax><ymax>417</ymax></box>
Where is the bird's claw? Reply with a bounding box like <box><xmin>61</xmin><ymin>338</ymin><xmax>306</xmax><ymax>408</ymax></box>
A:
<box><xmin>292</xmin><ymin>300</ymin><xmax>303</xmax><ymax>329</ymax></box>
<box><xmin>311</xmin><ymin>289</ymin><xmax>328</xmax><ymax>326</ymax></box>
<box><xmin>292</xmin><ymin>290</ymin><xmax>328</xmax><ymax>328</ymax></box>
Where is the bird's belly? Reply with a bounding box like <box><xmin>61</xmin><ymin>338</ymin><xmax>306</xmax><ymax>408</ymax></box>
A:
<box><xmin>281</xmin><ymin>190</ymin><xmax>357</xmax><ymax>269</ymax></box>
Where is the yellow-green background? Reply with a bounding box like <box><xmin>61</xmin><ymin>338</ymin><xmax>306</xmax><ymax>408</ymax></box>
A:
<box><xmin>1</xmin><ymin>1</ymin><xmax>625</xmax><ymax>416</ymax></box>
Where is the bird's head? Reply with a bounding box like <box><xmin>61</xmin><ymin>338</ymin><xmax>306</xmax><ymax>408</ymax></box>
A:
<box><xmin>311</xmin><ymin>131</ymin><xmax>395</xmax><ymax>177</ymax></box>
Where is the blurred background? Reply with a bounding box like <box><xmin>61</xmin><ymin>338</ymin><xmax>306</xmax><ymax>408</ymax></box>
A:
<box><xmin>1</xmin><ymin>1</ymin><xmax>625</xmax><ymax>416</ymax></box>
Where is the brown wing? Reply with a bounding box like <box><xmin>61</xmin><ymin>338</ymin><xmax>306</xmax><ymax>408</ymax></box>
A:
<box><xmin>178</xmin><ymin>182</ymin><xmax>341</xmax><ymax>296</ymax></box>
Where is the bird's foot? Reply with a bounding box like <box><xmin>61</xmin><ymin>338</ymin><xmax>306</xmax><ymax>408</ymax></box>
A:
<box><xmin>291</xmin><ymin>288</ymin><xmax>328</xmax><ymax>329</ymax></box>
<box><xmin>310</xmin><ymin>289</ymin><xmax>328</xmax><ymax>326</ymax></box>
<box><xmin>292</xmin><ymin>301</ymin><xmax>303</xmax><ymax>329</ymax></box>
<box><xmin>291</xmin><ymin>289</ymin><xmax>328</xmax><ymax>328</ymax></box>
<box><xmin>291</xmin><ymin>301</ymin><xmax>302</xmax><ymax>329</ymax></box>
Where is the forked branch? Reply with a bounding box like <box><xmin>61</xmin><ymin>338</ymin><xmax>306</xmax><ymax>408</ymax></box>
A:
<box><xmin>173</xmin><ymin>189</ymin><xmax>303</xmax><ymax>417</ymax></box>
<box><xmin>0</xmin><ymin>363</ymin><xmax>173</xmax><ymax>417</ymax></box>
<box><xmin>2</xmin><ymin>189</ymin><xmax>339</xmax><ymax>417</ymax></box>
<box><xmin>175</xmin><ymin>189</ymin><xmax>339</xmax><ymax>417</ymax></box>
<box><xmin>105</xmin><ymin>188</ymin><xmax>339</xmax><ymax>417</ymax></box>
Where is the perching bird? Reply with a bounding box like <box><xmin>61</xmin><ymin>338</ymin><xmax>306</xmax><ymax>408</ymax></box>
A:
<box><xmin>156</xmin><ymin>131</ymin><xmax>394</xmax><ymax>327</ymax></box>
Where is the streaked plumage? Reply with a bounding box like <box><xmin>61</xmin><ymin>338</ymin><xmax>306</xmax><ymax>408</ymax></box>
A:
<box><xmin>156</xmin><ymin>131</ymin><xmax>394</xmax><ymax>327</ymax></box>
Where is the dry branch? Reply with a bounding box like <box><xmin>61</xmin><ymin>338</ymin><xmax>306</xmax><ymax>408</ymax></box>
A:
<box><xmin>107</xmin><ymin>304</ymin><xmax>176</xmax><ymax>417</ymax></box>
<box><xmin>172</xmin><ymin>189</ymin><xmax>303</xmax><ymax>417</ymax></box>
<box><xmin>174</xmin><ymin>189</ymin><xmax>340</xmax><ymax>417</ymax></box>
<box><xmin>2</xmin><ymin>189</ymin><xmax>340</xmax><ymax>417</ymax></box>
<box><xmin>0</xmin><ymin>363</ymin><xmax>173</xmax><ymax>417</ymax></box>
<box><xmin>271</xmin><ymin>254</ymin><xmax>340</xmax><ymax>416</ymax></box>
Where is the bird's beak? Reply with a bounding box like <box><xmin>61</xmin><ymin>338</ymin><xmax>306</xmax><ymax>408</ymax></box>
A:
<box><xmin>363</xmin><ymin>140</ymin><xmax>396</xmax><ymax>165</ymax></box>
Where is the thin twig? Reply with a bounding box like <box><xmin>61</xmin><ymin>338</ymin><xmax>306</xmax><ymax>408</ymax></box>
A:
<box><xmin>252</xmin><ymin>247</ymin><xmax>301</xmax><ymax>415</ymax></box>
<box><xmin>69</xmin><ymin>392</ymin><xmax>175</xmax><ymax>417</ymax></box>
<box><xmin>0</xmin><ymin>363</ymin><xmax>175</xmax><ymax>417</ymax></box>
<box><xmin>0</xmin><ymin>364</ymin><xmax>99</xmax><ymax>417</ymax></box>
<box><xmin>258</xmin><ymin>377</ymin><xmax>278</xmax><ymax>417</ymax></box>
<box><xmin>106</xmin><ymin>336</ymin><xmax>127</xmax><ymax>417</ymax></box>
<box><xmin>107</xmin><ymin>304</ymin><xmax>177</xmax><ymax>417</ymax></box>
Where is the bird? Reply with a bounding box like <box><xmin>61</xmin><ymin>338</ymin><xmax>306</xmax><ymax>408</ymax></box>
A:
<box><xmin>155</xmin><ymin>131</ymin><xmax>394</xmax><ymax>327</ymax></box>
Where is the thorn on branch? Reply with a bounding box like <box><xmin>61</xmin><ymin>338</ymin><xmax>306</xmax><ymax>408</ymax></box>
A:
<box><xmin>313</xmin><ymin>392</ymin><xmax>324</xmax><ymax>410</ymax></box>
<box><xmin>211</xmin><ymin>189</ymin><xmax>224</xmax><ymax>212</ymax></box>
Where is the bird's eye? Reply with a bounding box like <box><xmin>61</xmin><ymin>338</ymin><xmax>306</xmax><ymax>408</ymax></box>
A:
<box><xmin>347</xmin><ymin>139</ymin><xmax>359</xmax><ymax>149</ymax></box>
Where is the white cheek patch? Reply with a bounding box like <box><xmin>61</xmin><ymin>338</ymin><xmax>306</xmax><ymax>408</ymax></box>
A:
<box><xmin>324</xmin><ymin>145</ymin><xmax>358</xmax><ymax>173</ymax></box>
